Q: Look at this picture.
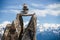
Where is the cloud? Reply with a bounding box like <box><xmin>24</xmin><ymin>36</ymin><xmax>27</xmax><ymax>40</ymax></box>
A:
<box><xmin>28</xmin><ymin>9</ymin><xmax>48</xmax><ymax>17</ymax></box>
<box><xmin>0</xmin><ymin>3</ymin><xmax>60</xmax><ymax>17</ymax></box>
<box><xmin>31</xmin><ymin>3</ymin><xmax>60</xmax><ymax>10</ymax></box>
<box><xmin>46</xmin><ymin>3</ymin><xmax>60</xmax><ymax>9</ymax></box>
<box><xmin>1</xmin><ymin>9</ymin><xmax>59</xmax><ymax>17</ymax></box>
<box><xmin>5</xmin><ymin>6</ymin><xmax>19</xmax><ymax>9</ymax></box>
<box><xmin>48</xmin><ymin>10</ymin><xmax>60</xmax><ymax>16</ymax></box>
<box><xmin>31</xmin><ymin>3</ymin><xmax>44</xmax><ymax>7</ymax></box>
<box><xmin>0</xmin><ymin>5</ymin><xmax>22</xmax><ymax>13</ymax></box>
<box><xmin>37</xmin><ymin>23</ymin><xmax>60</xmax><ymax>33</ymax></box>
<box><xmin>29</xmin><ymin>9</ymin><xmax>60</xmax><ymax>17</ymax></box>
<box><xmin>29</xmin><ymin>3</ymin><xmax>60</xmax><ymax>17</ymax></box>
<box><xmin>0</xmin><ymin>10</ymin><xmax>20</xmax><ymax>13</ymax></box>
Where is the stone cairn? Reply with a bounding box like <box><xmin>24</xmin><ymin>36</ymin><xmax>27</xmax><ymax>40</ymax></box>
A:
<box><xmin>2</xmin><ymin>4</ymin><xmax>37</xmax><ymax>40</ymax></box>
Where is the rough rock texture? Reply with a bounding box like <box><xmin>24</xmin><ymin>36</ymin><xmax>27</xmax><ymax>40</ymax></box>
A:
<box><xmin>2</xmin><ymin>4</ymin><xmax>37</xmax><ymax>40</ymax></box>
<box><xmin>2</xmin><ymin>14</ymin><xmax>37</xmax><ymax>40</ymax></box>
<box><xmin>18</xmin><ymin>14</ymin><xmax>37</xmax><ymax>40</ymax></box>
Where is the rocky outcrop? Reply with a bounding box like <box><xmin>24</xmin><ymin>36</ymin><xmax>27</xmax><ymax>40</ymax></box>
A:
<box><xmin>20</xmin><ymin>14</ymin><xmax>37</xmax><ymax>40</ymax></box>
<box><xmin>2</xmin><ymin>4</ymin><xmax>37</xmax><ymax>40</ymax></box>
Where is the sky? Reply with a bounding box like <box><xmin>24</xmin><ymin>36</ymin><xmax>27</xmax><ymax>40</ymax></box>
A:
<box><xmin>0</xmin><ymin>0</ymin><xmax>60</xmax><ymax>37</ymax></box>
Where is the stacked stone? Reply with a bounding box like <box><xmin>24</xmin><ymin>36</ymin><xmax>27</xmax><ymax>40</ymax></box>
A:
<box><xmin>2</xmin><ymin>4</ymin><xmax>37</xmax><ymax>40</ymax></box>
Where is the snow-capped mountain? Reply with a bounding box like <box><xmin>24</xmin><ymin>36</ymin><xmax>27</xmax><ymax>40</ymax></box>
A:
<box><xmin>0</xmin><ymin>21</ymin><xmax>60</xmax><ymax>40</ymax></box>
<box><xmin>36</xmin><ymin>23</ymin><xmax>60</xmax><ymax>40</ymax></box>
<box><xmin>0</xmin><ymin>21</ymin><xmax>11</xmax><ymax>40</ymax></box>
